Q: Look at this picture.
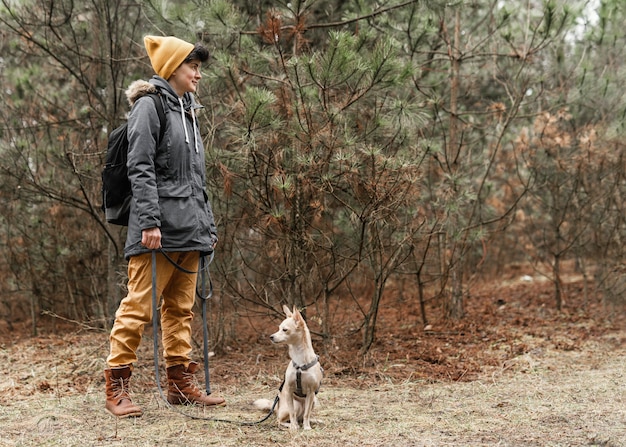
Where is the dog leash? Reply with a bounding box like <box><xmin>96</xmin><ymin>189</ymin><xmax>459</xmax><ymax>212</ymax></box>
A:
<box><xmin>198</xmin><ymin>254</ymin><xmax>212</xmax><ymax>395</ymax></box>
<box><xmin>150</xmin><ymin>249</ymin><xmax>280</xmax><ymax>425</ymax></box>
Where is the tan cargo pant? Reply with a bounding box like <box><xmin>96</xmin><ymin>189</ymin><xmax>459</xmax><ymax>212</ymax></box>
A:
<box><xmin>107</xmin><ymin>251</ymin><xmax>200</xmax><ymax>369</ymax></box>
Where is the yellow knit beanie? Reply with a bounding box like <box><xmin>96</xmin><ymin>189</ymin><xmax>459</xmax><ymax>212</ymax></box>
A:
<box><xmin>144</xmin><ymin>35</ymin><xmax>194</xmax><ymax>80</ymax></box>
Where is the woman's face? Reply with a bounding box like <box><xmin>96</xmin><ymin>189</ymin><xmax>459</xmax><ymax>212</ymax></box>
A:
<box><xmin>168</xmin><ymin>59</ymin><xmax>202</xmax><ymax>97</ymax></box>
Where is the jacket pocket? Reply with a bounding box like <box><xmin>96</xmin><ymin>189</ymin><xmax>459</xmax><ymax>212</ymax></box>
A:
<box><xmin>158</xmin><ymin>183</ymin><xmax>191</xmax><ymax>198</ymax></box>
<box><xmin>157</xmin><ymin>183</ymin><xmax>196</xmax><ymax>241</ymax></box>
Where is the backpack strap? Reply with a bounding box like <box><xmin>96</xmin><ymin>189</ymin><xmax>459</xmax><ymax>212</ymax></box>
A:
<box><xmin>146</xmin><ymin>92</ymin><xmax>166</xmax><ymax>144</ymax></box>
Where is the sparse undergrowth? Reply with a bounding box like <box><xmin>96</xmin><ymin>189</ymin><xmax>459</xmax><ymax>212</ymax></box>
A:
<box><xmin>1</xmin><ymin>273</ymin><xmax>625</xmax><ymax>446</ymax></box>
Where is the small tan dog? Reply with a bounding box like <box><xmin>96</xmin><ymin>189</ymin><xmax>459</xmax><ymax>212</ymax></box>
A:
<box><xmin>254</xmin><ymin>305</ymin><xmax>323</xmax><ymax>430</ymax></box>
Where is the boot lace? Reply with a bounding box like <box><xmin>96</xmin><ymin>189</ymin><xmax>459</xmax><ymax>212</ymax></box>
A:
<box><xmin>183</xmin><ymin>369</ymin><xmax>203</xmax><ymax>395</ymax></box>
<box><xmin>170</xmin><ymin>369</ymin><xmax>202</xmax><ymax>402</ymax></box>
<box><xmin>111</xmin><ymin>376</ymin><xmax>132</xmax><ymax>401</ymax></box>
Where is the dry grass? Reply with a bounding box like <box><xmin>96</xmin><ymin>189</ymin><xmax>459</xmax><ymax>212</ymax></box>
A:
<box><xmin>1</xmin><ymin>330</ymin><xmax>624</xmax><ymax>447</ymax></box>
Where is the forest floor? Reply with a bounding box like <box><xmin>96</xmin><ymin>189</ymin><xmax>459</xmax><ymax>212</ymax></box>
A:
<box><xmin>0</xmin><ymin>264</ymin><xmax>625</xmax><ymax>446</ymax></box>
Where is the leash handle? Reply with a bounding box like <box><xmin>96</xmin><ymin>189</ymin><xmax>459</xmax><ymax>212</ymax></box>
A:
<box><xmin>196</xmin><ymin>252</ymin><xmax>213</xmax><ymax>300</ymax></box>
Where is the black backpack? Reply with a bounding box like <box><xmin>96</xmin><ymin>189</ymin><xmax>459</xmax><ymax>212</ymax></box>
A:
<box><xmin>102</xmin><ymin>92</ymin><xmax>166</xmax><ymax>226</ymax></box>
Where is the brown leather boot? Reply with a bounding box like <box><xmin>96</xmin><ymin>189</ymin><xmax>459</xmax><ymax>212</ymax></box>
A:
<box><xmin>166</xmin><ymin>361</ymin><xmax>226</xmax><ymax>407</ymax></box>
<box><xmin>104</xmin><ymin>366</ymin><xmax>143</xmax><ymax>417</ymax></box>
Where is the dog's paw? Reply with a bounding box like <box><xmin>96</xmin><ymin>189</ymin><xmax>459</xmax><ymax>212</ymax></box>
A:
<box><xmin>275</xmin><ymin>421</ymin><xmax>290</xmax><ymax>430</ymax></box>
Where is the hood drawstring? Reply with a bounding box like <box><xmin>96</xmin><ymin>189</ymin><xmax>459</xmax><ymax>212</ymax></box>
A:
<box><xmin>191</xmin><ymin>108</ymin><xmax>199</xmax><ymax>154</ymax></box>
<box><xmin>178</xmin><ymin>96</ymin><xmax>199</xmax><ymax>154</ymax></box>
<box><xmin>178</xmin><ymin>97</ymin><xmax>190</xmax><ymax>145</ymax></box>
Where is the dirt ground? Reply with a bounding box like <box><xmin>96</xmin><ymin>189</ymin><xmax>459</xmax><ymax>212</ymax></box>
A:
<box><xmin>0</xmin><ymin>270</ymin><xmax>625</xmax><ymax>446</ymax></box>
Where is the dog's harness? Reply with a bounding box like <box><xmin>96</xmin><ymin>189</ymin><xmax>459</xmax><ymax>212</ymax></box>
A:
<box><xmin>288</xmin><ymin>355</ymin><xmax>322</xmax><ymax>398</ymax></box>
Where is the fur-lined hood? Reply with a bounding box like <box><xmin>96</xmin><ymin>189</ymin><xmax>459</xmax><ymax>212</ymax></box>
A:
<box><xmin>125</xmin><ymin>77</ymin><xmax>201</xmax><ymax>111</ymax></box>
<box><xmin>125</xmin><ymin>79</ymin><xmax>158</xmax><ymax>107</ymax></box>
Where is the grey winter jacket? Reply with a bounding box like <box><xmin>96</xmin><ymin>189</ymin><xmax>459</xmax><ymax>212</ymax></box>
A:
<box><xmin>123</xmin><ymin>76</ymin><xmax>217</xmax><ymax>260</ymax></box>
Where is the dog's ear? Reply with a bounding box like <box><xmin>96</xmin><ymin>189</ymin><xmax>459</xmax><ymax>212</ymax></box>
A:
<box><xmin>282</xmin><ymin>304</ymin><xmax>293</xmax><ymax>318</ymax></box>
<box><xmin>292</xmin><ymin>306</ymin><xmax>304</xmax><ymax>326</ymax></box>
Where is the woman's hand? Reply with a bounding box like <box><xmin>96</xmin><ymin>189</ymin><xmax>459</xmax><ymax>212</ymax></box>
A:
<box><xmin>142</xmin><ymin>227</ymin><xmax>162</xmax><ymax>249</ymax></box>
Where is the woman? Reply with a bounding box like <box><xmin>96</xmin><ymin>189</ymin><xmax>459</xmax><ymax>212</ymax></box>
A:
<box><xmin>104</xmin><ymin>35</ymin><xmax>225</xmax><ymax>418</ymax></box>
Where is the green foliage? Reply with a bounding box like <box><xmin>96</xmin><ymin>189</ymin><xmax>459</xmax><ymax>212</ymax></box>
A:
<box><xmin>0</xmin><ymin>0</ymin><xmax>624</xmax><ymax>345</ymax></box>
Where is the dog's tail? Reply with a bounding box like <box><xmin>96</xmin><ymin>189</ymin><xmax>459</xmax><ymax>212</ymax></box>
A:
<box><xmin>253</xmin><ymin>398</ymin><xmax>274</xmax><ymax>411</ymax></box>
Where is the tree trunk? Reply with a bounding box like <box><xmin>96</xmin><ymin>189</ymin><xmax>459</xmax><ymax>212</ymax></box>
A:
<box><xmin>553</xmin><ymin>254</ymin><xmax>562</xmax><ymax>311</ymax></box>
